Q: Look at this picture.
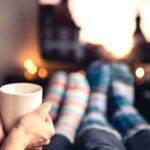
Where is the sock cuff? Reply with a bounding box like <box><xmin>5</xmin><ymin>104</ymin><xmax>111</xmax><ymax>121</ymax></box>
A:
<box><xmin>78</xmin><ymin>125</ymin><xmax>122</xmax><ymax>140</ymax></box>
<box><xmin>123</xmin><ymin>124</ymin><xmax>150</xmax><ymax>143</ymax></box>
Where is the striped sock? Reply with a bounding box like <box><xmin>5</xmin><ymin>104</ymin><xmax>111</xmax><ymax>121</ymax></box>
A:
<box><xmin>44</xmin><ymin>71</ymin><xmax>68</xmax><ymax>122</ymax></box>
<box><xmin>78</xmin><ymin>61</ymin><xmax>121</xmax><ymax>139</ymax></box>
<box><xmin>110</xmin><ymin>63</ymin><xmax>150</xmax><ymax>142</ymax></box>
<box><xmin>55</xmin><ymin>73</ymin><xmax>90</xmax><ymax>143</ymax></box>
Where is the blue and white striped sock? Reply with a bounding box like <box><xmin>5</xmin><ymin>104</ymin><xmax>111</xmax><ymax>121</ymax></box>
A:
<box><xmin>78</xmin><ymin>61</ymin><xmax>121</xmax><ymax>139</ymax></box>
<box><xmin>110</xmin><ymin>63</ymin><xmax>150</xmax><ymax>142</ymax></box>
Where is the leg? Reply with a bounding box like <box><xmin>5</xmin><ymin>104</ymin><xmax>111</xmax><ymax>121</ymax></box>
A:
<box><xmin>55</xmin><ymin>72</ymin><xmax>89</xmax><ymax>143</ymax></box>
<box><xmin>75</xmin><ymin>61</ymin><xmax>126</xmax><ymax>150</ymax></box>
<box><xmin>44</xmin><ymin>72</ymin><xmax>89</xmax><ymax>150</ymax></box>
<box><xmin>109</xmin><ymin>63</ymin><xmax>150</xmax><ymax>149</ymax></box>
<box><xmin>44</xmin><ymin>71</ymin><xmax>68</xmax><ymax>123</ymax></box>
<box><xmin>43</xmin><ymin>134</ymin><xmax>73</xmax><ymax>150</ymax></box>
<box><xmin>76</xmin><ymin>129</ymin><xmax>125</xmax><ymax>150</ymax></box>
<box><xmin>125</xmin><ymin>129</ymin><xmax>150</xmax><ymax>150</ymax></box>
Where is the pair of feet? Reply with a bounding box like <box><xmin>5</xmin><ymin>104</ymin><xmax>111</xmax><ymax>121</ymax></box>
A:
<box><xmin>85</xmin><ymin>61</ymin><xmax>135</xmax><ymax>125</ymax></box>
<box><xmin>80</xmin><ymin>61</ymin><xmax>148</xmax><ymax>142</ymax></box>
<box><xmin>44</xmin><ymin>61</ymin><xmax>148</xmax><ymax>143</ymax></box>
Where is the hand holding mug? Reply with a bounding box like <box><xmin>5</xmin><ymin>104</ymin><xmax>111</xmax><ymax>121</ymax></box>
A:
<box><xmin>0</xmin><ymin>83</ymin><xmax>43</xmax><ymax>133</ymax></box>
<box><xmin>16</xmin><ymin>102</ymin><xmax>55</xmax><ymax>149</ymax></box>
<box><xmin>1</xmin><ymin>102</ymin><xmax>55</xmax><ymax>150</ymax></box>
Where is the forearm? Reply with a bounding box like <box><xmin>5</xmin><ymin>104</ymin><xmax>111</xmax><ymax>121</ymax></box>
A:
<box><xmin>1</xmin><ymin>127</ymin><xmax>28</xmax><ymax>150</ymax></box>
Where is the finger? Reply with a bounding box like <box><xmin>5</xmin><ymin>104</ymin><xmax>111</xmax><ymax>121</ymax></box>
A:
<box><xmin>37</xmin><ymin>102</ymin><xmax>51</xmax><ymax>118</ymax></box>
<box><xmin>45</xmin><ymin>114</ymin><xmax>52</xmax><ymax>124</ymax></box>
<box><xmin>46</xmin><ymin>115</ymin><xmax>55</xmax><ymax>136</ymax></box>
<box><xmin>43</xmin><ymin>139</ymin><xmax>50</xmax><ymax>145</ymax></box>
<box><xmin>38</xmin><ymin>139</ymin><xmax>51</xmax><ymax>146</ymax></box>
<box><xmin>40</xmin><ymin>121</ymin><xmax>55</xmax><ymax>142</ymax></box>
<box><xmin>33</xmin><ymin>139</ymin><xmax>50</xmax><ymax>148</ymax></box>
<box><xmin>44</xmin><ymin>122</ymin><xmax>55</xmax><ymax>138</ymax></box>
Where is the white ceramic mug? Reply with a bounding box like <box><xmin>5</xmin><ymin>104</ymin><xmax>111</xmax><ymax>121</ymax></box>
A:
<box><xmin>0</xmin><ymin>83</ymin><xmax>42</xmax><ymax>133</ymax></box>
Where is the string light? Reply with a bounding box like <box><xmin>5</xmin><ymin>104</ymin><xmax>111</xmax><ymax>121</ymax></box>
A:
<box><xmin>24</xmin><ymin>59</ymin><xmax>38</xmax><ymax>75</ymax></box>
<box><xmin>23</xmin><ymin>59</ymin><xmax>48</xmax><ymax>79</ymax></box>
<box><xmin>28</xmin><ymin>64</ymin><xmax>38</xmax><ymax>75</ymax></box>
<box><xmin>24</xmin><ymin>59</ymin><xmax>34</xmax><ymax>70</ymax></box>
<box><xmin>24</xmin><ymin>71</ymin><xmax>34</xmax><ymax>80</ymax></box>
<box><xmin>135</xmin><ymin>67</ymin><xmax>145</xmax><ymax>78</ymax></box>
<box><xmin>38</xmin><ymin>68</ymin><xmax>48</xmax><ymax>78</ymax></box>
<box><xmin>77</xmin><ymin>70</ymin><xmax>86</xmax><ymax>76</ymax></box>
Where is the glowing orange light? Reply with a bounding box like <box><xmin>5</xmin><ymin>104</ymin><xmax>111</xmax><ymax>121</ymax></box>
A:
<box><xmin>135</xmin><ymin>67</ymin><xmax>145</xmax><ymax>78</ymax></box>
<box><xmin>24</xmin><ymin>71</ymin><xmax>34</xmax><ymax>80</ymax></box>
<box><xmin>77</xmin><ymin>70</ymin><xmax>86</xmax><ymax>76</ymax></box>
<box><xmin>24</xmin><ymin>59</ymin><xmax>34</xmax><ymax>70</ymax></box>
<box><xmin>38</xmin><ymin>68</ymin><xmax>48</xmax><ymax>78</ymax></box>
<box><xmin>28</xmin><ymin>64</ymin><xmax>38</xmax><ymax>75</ymax></box>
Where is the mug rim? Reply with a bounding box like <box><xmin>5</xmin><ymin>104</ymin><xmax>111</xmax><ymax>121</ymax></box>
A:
<box><xmin>0</xmin><ymin>83</ymin><xmax>42</xmax><ymax>96</ymax></box>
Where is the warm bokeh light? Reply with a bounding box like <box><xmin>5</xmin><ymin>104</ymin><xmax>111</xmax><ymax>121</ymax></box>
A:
<box><xmin>24</xmin><ymin>59</ymin><xmax>38</xmax><ymax>75</ymax></box>
<box><xmin>77</xmin><ymin>70</ymin><xmax>86</xmax><ymax>76</ymax></box>
<box><xmin>24</xmin><ymin>59</ymin><xmax>34</xmax><ymax>70</ymax></box>
<box><xmin>69</xmin><ymin>0</ymin><xmax>150</xmax><ymax>58</ymax></box>
<box><xmin>18</xmin><ymin>31</ymin><xmax>44</xmax><ymax>69</ymax></box>
<box><xmin>135</xmin><ymin>67</ymin><xmax>145</xmax><ymax>78</ymax></box>
<box><xmin>28</xmin><ymin>64</ymin><xmax>38</xmax><ymax>75</ymax></box>
<box><xmin>24</xmin><ymin>71</ymin><xmax>34</xmax><ymax>80</ymax></box>
<box><xmin>38</xmin><ymin>67</ymin><xmax>48</xmax><ymax>78</ymax></box>
<box><xmin>39</xmin><ymin>0</ymin><xmax>150</xmax><ymax>58</ymax></box>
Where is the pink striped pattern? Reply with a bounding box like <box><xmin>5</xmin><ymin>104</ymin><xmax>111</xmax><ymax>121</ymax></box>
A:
<box><xmin>55</xmin><ymin>73</ymin><xmax>90</xmax><ymax>143</ymax></box>
<box><xmin>44</xmin><ymin>71</ymin><xmax>68</xmax><ymax>122</ymax></box>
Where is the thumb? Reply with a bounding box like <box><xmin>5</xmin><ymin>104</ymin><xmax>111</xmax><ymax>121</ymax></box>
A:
<box><xmin>36</xmin><ymin>102</ymin><xmax>51</xmax><ymax>119</ymax></box>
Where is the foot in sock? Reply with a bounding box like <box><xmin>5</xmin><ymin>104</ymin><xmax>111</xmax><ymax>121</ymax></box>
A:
<box><xmin>55</xmin><ymin>73</ymin><xmax>90</xmax><ymax>143</ymax></box>
<box><xmin>44</xmin><ymin>71</ymin><xmax>68</xmax><ymax>122</ymax></box>
<box><xmin>78</xmin><ymin>61</ymin><xmax>120</xmax><ymax>139</ymax></box>
<box><xmin>110</xmin><ymin>63</ymin><xmax>150</xmax><ymax>142</ymax></box>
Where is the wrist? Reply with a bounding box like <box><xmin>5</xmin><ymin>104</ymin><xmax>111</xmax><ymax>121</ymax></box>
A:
<box><xmin>11</xmin><ymin>126</ymin><xmax>30</xmax><ymax>148</ymax></box>
<box><xmin>1</xmin><ymin>126</ymin><xmax>29</xmax><ymax>150</ymax></box>
<box><xmin>8</xmin><ymin>126</ymin><xmax>29</xmax><ymax>149</ymax></box>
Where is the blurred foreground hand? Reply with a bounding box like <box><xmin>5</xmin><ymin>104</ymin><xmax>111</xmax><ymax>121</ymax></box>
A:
<box><xmin>1</xmin><ymin>102</ymin><xmax>55</xmax><ymax>150</ymax></box>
